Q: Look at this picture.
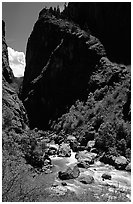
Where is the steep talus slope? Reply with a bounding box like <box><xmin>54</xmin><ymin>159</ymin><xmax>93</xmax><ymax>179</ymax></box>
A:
<box><xmin>22</xmin><ymin>13</ymin><xmax>106</xmax><ymax>129</ymax></box>
<box><xmin>63</xmin><ymin>2</ymin><xmax>131</xmax><ymax>64</ymax></box>
<box><xmin>2</xmin><ymin>21</ymin><xmax>29</xmax><ymax>131</ymax></box>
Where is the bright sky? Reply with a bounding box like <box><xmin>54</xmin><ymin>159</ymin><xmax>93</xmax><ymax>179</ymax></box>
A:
<box><xmin>2</xmin><ymin>2</ymin><xmax>65</xmax><ymax>54</ymax></box>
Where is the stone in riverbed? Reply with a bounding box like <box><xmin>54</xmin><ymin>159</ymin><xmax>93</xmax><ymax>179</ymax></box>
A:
<box><xmin>58</xmin><ymin>165</ymin><xmax>80</xmax><ymax>180</ymax></box>
<box><xmin>114</xmin><ymin>156</ymin><xmax>128</xmax><ymax>170</ymax></box>
<box><xmin>78</xmin><ymin>175</ymin><xmax>94</xmax><ymax>184</ymax></box>
<box><xmin>57</xmin><ymin>143</ymin><xmax>71</xmax><ymax>157</ymax></box>
<box><xmin>99</xmin><ymin>154</ymin><xmax>128</xmax><ymax>170</ymax></box>
<box><xmin>76</xmin><ymin>150</ymin><xmax>97</xmax><ymax>168</ymax></box>
<box><xmin>101</xmin><ymin>173</ymin><xmax>112</xmax><ymax>180</ymax></box>
<box><xmin>77</xmin><ymin>160</ymin><xmax>90</xmax><ymax>168</ymax></box>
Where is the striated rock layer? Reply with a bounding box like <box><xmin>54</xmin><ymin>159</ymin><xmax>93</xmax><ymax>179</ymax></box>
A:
<box><xmin>22</xmin><ymin>12</ymin><xmax>106</xmax><ymax>129</ymax></box>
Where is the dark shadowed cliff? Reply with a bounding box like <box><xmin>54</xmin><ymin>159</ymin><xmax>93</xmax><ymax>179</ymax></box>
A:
<box><xmin>62</xmin><ymin>2</ymin><xmax>131</xmax><ymax>64</ymax></box>
<box><xmin>21</xmin><ymin>6</ymin><xmax>130</xmax><ymax>130</ymax></box>
<box><xmin>22</xmin><ymin>12</ymin><xmax>106</xmax><ymax>129</ymax></box>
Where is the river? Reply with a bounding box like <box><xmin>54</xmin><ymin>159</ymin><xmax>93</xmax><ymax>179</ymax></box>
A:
<box><xmin>50</xmin><ymin>148</ymin><xmax>131</xmax><ymax>200</ymax></box>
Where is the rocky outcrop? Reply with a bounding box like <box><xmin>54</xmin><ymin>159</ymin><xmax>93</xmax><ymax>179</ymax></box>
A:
<box><xmin>22</xmin><ymin>12</ymin><xmax>106</xmax><ymax>129</ymax></box>
<box><xmin>63</xmin><ymin>2</ymin><xmax>131</xmax><ymax>64</ymax></box>
<box><xmin>2</xmin><ymin>21</ymin><xmax>29</xmax><ymax>131</ymax></box>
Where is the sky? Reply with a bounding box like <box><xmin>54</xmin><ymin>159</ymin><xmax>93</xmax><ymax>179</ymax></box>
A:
<box><xmin>2</xmin><ymin>2</ymin><xmax>65</xmax><ymax>54</ymax></box>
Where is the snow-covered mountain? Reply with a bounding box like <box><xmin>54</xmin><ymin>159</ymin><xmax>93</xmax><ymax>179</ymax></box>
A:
<box><xmin>8</xmin><ymin>47</ymin><xmax>25</xmax><ymax>77</ymax></box>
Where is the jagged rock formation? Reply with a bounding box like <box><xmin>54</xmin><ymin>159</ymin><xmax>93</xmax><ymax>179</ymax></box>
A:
<box><xmin>63</xmin><ymin>2</ymin><xmax>131</xmax><ymax>64</ymax></box>
<box><xmin>22</xmin><ymin>12</ymin><xmax>106</xmax><ymax>129</ymax></box>
<box><xmin>2</xmin><ymin>21</ymin><xmax>29</xmax><ymax>131</ymax></box>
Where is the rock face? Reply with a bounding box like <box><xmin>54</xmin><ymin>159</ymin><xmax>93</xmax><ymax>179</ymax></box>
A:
<box><xmin>22</xmin><ymin>12</ymin><xmax>106</xmax><ymax>129</ymax></box>
<box><xmin>64</xmin><ymin>2</ymin><xmax>131</xmax><ymax>64</ymax></box>
<box><xmin>2</xmin><ymin>21</ymin><xmax>29</xmax><ymax>131</ymax></box>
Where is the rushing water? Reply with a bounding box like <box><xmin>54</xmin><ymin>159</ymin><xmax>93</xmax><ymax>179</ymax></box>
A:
<box><xmin>49</xmin><ymin>146</ymin><xmax>131</xmax><ymax>199</ymax></box>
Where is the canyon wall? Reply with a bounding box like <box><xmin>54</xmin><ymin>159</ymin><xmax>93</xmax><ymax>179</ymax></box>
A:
<box><xmin>63</xmin><ymin>2</ymin><xmax>131</xmax><ymax>64</ymax></box>
<box><xmin>22</xmin><ymin>12</ymin><xmax>106</xmax><ymax>129</ymax></box>
<box><xmin>22</xmin><ymin>5</ymin><xmax>130</xmax><ymax>130</ymax></box>
<box><xmin>2</xmin><ymin>21</ymin><xmax>29</xmax><ymax>131</ymax></box>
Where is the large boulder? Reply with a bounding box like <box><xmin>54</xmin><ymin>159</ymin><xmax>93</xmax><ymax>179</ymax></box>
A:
<box><xmin>99</xmin><ymin>154</ymin><xmax>128</xmax><ymax>170</ymax></box>
<box><xmin>57</xmin><ymin>143</ymin><xmax>71</xmax><ymax>157</ymax></box>
<box><xmin>78</xmin><ymin>175</ymin><xmax>94</xmax><ymax>184</ymax></box>
<box><xmin>58</xmin><ymin>165</ymin><xmax>80</xmax><ymax>180</ymax></box>
<box><xmin>76</xmin><ymin>150</ymin><xmax>97</xmax><ymax>168</ymax></box>
<box><xmin>114</xmin><ymin>156</ymin><xmax>128</xmax><ymax>170</ymax></box>
<box><xmin>101</xmin><ymin>173</ymin><xmax>112</xmax><ymax>180</ymax></box>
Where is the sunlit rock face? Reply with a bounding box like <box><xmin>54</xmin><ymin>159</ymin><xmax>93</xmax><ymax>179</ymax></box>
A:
<box><xmin>22</xmin><ymin>12</ymin><xmax>106</xmax><ymax>129</ymax></box>
<box><xmin>8</xmin><ymin>47</ymin><xmax>25</xmax><ymax>77</ymax></box>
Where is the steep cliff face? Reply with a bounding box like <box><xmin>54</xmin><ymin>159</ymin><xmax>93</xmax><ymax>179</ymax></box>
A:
<box><xmin>2</xmin><ymin>20</ymin><xmax>14</xmax><ymax>83</ymax></box>
<box><xmin>22</xmin><ymin>13</ymin><xmax>106</xmax><ymax>129</ymax></box>
<box><xmin>2</xmin><ymin>21</ymin><xmax>29</xmax><ymax>131</ymax></box>
<box><xmin>63</xmin><ymin>2</ymin><xmax>131</xmax><ymax>64</ymax></box>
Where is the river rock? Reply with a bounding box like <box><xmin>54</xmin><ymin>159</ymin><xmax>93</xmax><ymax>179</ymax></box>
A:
<box><xmin>125</xmin><ymin>163</ymin><xmax>131</xmax><ymax>172</ymax></box>
<box><xmin>114</xmin><ymin>156</ymin><xmax>128</xmax><ymax>170</ymax></box>
<box><xmin>76</xmin><ymin>150</ymin><xmax>97</xmax><ymax>168</ymax></box>
<box><xmin>101</xmin><ymin>173</ymin><xmax>112</xmax><ymax>180</ymax></box>
<box><xmin>58</xmin><ymin>165</ymin><xmax>80</xmax><ymax>180</ymax></box>
<box><xmin>100</xmin><ymin>154</ymin><xmax>128</xmax><ymax>170</ymax></box>
<box><xmin>78</xmin><ymin>175</ymin><xmax>94</xmax><ymax>184</ymax></box>
<box><xmin>57</xmin><ymin>143</ymin><xmax>71</xmax><ymax>157</ymax></box>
